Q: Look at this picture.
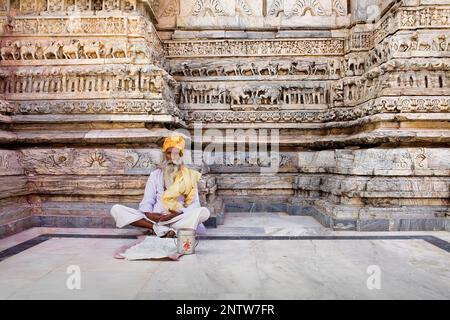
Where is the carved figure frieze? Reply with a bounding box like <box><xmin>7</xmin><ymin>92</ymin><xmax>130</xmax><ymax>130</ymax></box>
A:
<box><xmin>169</xmin><ymin>59</ymin><xmax>342</xmax><ymax>78</ymax></box>
<box><xmin>179</xmin><ymin>82</ymin><xmax>329</xmax><ymax>108</ymax></box>
<box><xmin>164</xmin><ymin>39</ymin><xmax>344</xmax><ymax>57</ymax></box>
<box><xmin>5</xmin><ymin>0</ymin><xmax>137</xmax><ymax>14</ymax></box>
<box><xmin>184</xmin><ymin>97</ymin><xmax>450</xmax><ymax>124</ymax></box>
<box><xmin>0</xmin><ymin>39</ymin><xmax>154</xmax><ymax>61</ymax></box>
<box><xmin>0</xmin><ymin>66</ymin><xmax>173</xmax><ymax>99</ymax></box>
<box><xmin>0</xmin><ymin>99</ymin><xmax>11</xmax><ymax>114</ymax></box>
<box><xmin>1</xmin><ymin>16</ymin><xmax>147</xmax><ymax>36</ymax></box>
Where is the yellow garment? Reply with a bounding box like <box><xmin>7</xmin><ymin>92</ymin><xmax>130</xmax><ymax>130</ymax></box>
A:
<box><xmin>162</xmin><ymin>165</ymin><xmax>201</xmax><ymax>212</ymax></box>
<box><xmin>162</xmin><ymin>136</ymin><xmax>185</xmax><ymax>154</ymax></box>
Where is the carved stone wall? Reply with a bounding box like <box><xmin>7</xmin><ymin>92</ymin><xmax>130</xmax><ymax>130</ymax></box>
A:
<box><xmin>0</xmin><ymin>0</ymin><xmax>222</xmax><ymax>236</ymax></box>
<box><xmin>0</xmin><ymin>0</ymin><xmax>449</xmax><ymax>236</ymax></box>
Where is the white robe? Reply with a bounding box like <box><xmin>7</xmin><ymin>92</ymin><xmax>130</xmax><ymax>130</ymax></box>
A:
<box><xmin>110</xmin><ymin>168</ymin><xmax>210</xmax><ymax>237</ymax></box>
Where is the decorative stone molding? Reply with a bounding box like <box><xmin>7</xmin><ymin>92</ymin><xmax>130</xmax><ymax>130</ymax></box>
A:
<box><xmin>9</xmin><ymin>99</ymin><xmax>179</xmax><ymax>116</ymax></box>
<box><xmin>179</xmin><ymin>81</ymin><xmax>330</xmax><ymax>109</ymax></box>
<box><xmin>8</xmin><ymin>0</ymin><xmax>139</xmax><ymax>14</ymax></box>
<box><xmin>0</xmin><ymin>99</ymin><xmax>11</xmax><ymax>114</ymax></box>
<box><xmin>1</xmin><ymin>15</ymin><xmax>149</xmax><ymax>36</ymax></box>
<box><xmin>164</xmin><ymin>38</ymin><xmax>345</xmax><ymax>58</ymax></box>
<box><xmin>184</xmin><ymin>96</ymin><xmax>450</xmax><ymax>123</ymax></box>
<box><xmin>0</xmin><ymin>65</ymin><xmax>175</xmax><ymax>102</ymax></box>
<box><xmin>0</xmin><ymin>38</ymin><xmax>156</xmax><ymax>61</ymax></box>
<box><xmin>169</xmin><ymin>58</ymin><xmax>341</xmax><ymax>79</ymax></box>
<box><xmin>347</xmin><ymin>31</ymin><xmax>373</xmax><ymax>51</ymax></box>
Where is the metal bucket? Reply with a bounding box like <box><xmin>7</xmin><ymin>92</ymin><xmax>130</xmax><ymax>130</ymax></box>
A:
<box><xmin>175</xmin><ymin>228</ymin><xmax>198</xmax><ymax>255</ymax></box>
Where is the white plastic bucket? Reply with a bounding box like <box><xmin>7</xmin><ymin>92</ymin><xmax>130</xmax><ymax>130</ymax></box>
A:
<box><xmin>175</xmin><ymin>228</ymin><xmax>198</xmax><ymax>254</ymax></box>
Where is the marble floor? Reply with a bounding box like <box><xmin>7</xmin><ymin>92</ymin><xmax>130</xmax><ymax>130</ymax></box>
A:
<box><xmin>0</xmin><ymin>212</ymin><xmax>449</xmax><ymax>300</ymax></box>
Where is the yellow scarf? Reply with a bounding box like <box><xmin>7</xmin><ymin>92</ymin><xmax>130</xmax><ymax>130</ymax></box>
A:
<box><xmin>161</xmin><ymin>165</ymin><xmax>201</xmax><ymax>212</ymax></box>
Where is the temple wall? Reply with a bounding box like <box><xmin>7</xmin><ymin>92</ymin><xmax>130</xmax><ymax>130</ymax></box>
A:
<box><xmin>0</xmin><ymin>0</ymin><xmax>449</xmax><ymax>236</ymax></box>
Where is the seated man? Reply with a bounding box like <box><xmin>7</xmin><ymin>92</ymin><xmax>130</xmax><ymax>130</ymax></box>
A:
<box><xmin>110</xmin><ymin>136</ymin><xmax>210</xmax><ymax>238</ymax></box>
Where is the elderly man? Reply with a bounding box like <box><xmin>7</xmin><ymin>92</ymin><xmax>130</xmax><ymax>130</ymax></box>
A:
<box><xmin>110</xmin><ymin>136</ymin><xmax>210</xmax><ymax>238</ymax></box>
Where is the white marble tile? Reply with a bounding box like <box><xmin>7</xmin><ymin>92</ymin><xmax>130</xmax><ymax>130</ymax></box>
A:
<box><xmin>0</xmin><ymin>219</ymin><xmax>449</xmax><ymax>299</ymax></box>
<box><xmin>0</xmin><ymin>227</ymin><xmax>43</xmax><ymax>252</ymax></box>
<box><xmin>8</xmin><ymin>270</ymin><xmax>153</xmax><ymax>300</ymax></box>
<box><xmin>216</xmin><ymin>212</ymin><xmax>329</xmax><ymax>236</ymax></box>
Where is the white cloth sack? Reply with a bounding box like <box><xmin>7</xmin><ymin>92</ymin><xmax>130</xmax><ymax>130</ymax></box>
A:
<box><xmin>120</xmin><ymin>236</ymin><xmax>179</xmax><ymax>260</ymax></box>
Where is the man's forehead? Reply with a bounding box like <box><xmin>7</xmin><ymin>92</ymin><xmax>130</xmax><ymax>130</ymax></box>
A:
<box><xmin>165</xmin><ymin>147</ymin><xmax>181</xmax><ymax>153</ymax></box>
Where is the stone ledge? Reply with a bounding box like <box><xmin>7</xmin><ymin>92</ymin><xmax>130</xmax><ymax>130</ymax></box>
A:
<box><xmin>222</xmin><ymin>196</ymin><xmax>450</xmax><ymax>232</ymax></box>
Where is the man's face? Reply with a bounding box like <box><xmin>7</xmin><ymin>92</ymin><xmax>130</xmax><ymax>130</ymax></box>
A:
<box><xmin>165</xmin><ymin>147</ymin><xmax>182</xmax><ymax>163</ymax></box>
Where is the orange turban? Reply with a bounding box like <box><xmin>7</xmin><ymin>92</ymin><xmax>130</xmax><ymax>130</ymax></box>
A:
<box><xmin>162</xmin><ymin>136</ymin><xmax>185</xmax><ymax>153</ymax></box>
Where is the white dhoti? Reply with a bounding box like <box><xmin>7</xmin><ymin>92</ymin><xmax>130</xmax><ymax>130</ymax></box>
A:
<box><xmin>110</xmin><ymin>204</ymin><xmax>210</xmax><ymax>237</ymax></box>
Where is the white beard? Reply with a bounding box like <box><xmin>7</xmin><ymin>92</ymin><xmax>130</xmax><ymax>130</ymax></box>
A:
<box><xmin>160</xmin><ymin>159</ymin><xmax>182</xmax><ymax>190</ymax></box>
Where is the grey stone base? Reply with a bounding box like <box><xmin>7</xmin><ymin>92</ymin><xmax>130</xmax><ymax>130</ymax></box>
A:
<box><xmin>223</xmin><ymin>197</ymin><xmax>450</xmax><ymax>232</ymax></box>
<box><xmin>0</xmin><ymin>216</ymin><xmax>38</xmax><ymax>239</ymax></box>
<box><xmin>1</xmin><ymin>199</ymin><xmax>448</xmax><ymax>239</ymax></box>
<box><xmin>0</xmin><ymin>214</ymin><xmax>220</xmax><ymax>239</ymax></box>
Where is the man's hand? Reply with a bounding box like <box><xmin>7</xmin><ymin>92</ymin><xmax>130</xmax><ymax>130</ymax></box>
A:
<box><xmin>144</xmin><ymin>212</ymin><xmax>161</xmax><ymax>222</ymax></box>
<box><xmin>159</xmin><ymin>210</ymin><xmax>181</xmax><ymax>222</ymax></box>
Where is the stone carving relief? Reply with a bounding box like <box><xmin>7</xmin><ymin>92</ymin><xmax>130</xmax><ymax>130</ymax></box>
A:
<box><xmin>399</xmin><ymin>6</ymin><xmax>450</xmax><ymax>28</ymax></box>
<box><xmin>392</xmin><ymin>148</ymin><xmax>429</xmax><ymax>170</ymax></box>
<box><xmin>0</xmin><ymin>153</ymin><xmax>12</xmax><ymax>169</ymax></box>
<box><xmin>208</xmin><ymin>152</ymin><xmax>292</xmax><ymax>168</ymax></box>
<box><xmin>0</xmin><ymin>99</ymin><xmax>11</xmax><ymax>114</ymax></box>
<box><xmin>333</xmin><ymin>147</ymin><xmax>438</xmax><ymax>174</ymax></box>
<box><xmin>0</xmin><ymin>5</ymin><xmax>448</xmax><ymax>128</ymax></box>
<box><xmin>236</xmin><ymin>0</ymin><xmax>252</xmax><ymax>15</ymax></box>
<box><xmin>20</xmin><ymin>149</ymin><xmax>168</xmax><ymax>175</ymax></box>
<box><xmin>0</xmin><ymin>151</ymin><xmax>22</xmax><ymax>175</ymax></box>
<box><xmin>266</xmin><ymin>0</ymin><xmax>346</xmax><ymax>18</ymax></box>
<box><xmin>86</xmin><ymin>150</ymin><xmax>110</xmax><ymax>168</ymax></box>
<box><xmin>190</xmin><ymin>0</ymin><xmax>226</xmax><ymax>16</ymax></box>
<box><xmin>371</xmin><ymin>6</ymin><xmax>450</xmax><ymax>45</ymax></box>
<box><xmin>164</xmin><ymin>39</ymin><xmax>344</xmax><ymax>57</ymax></box>
<box><xmin>158</xmin><ymin>0</ymin><xmax>178</xmax><ymax>17</ymax></box>
<box><xmin>351</xmin><ymin>0</ymin><xmax>381</xmax><ymax>22</ymax></box>
<box><xmin>19</xmin><ymin>0</ymin><xmax>43</xmax><ymax>13</ymax></box>
<box><xmin>390</xmin><ymin>32</ymin><xmax>450</xmax><ymax>55</ymax></box>
<box><xmin>149</xmin><ymin>0</ymin><xmax>160</xmax><ymax>11</ymax></box>
<box><xmin>332</xmin><ymin>0</ymin><xmax>345</xmax><ymax>16</ymax></box>
<box><xmin>179</xmin><ymin>82</ymin><xmax>329</xmax><ymax>109</ymax></box>
<box><xmin>0</xmin><ymin>0</ymin><xmax>449</xmax><ymax>233</ymax></box>
<box><xmin>0</xmin><ymin>66</ymin><xmax>170</xmax><ymax>98</ymax></box>
<box><xmin>73</xmin><ymin>0</ymin><xmax>91</xmax><ymax>11</ymax></box>
<box><xmin>0</xmin><ymin>1</ymin><xmax>8</xmax><ymax>11</ymax></box>
<box><xmin>124</xmin><ymin>150</ymin><xmax>162</xmax><ymax>174</ymax></box>
<box><xmin>47</xmin><ymin>0</ymin><xmax>64</xmax><ymax>12</ymax></box>
<box><xmin>11</xmin><ymin>100</ymin><xmax>178</xmax><ymax>116</ymax></box>
<box><xmin>9</xmin><ymin>0</ymin><xmax>137</xmax><ymax>13</ymax></box>
<box><xmin>292</xmin><ymin>0</ymin><xmax>325</xmax><ymax>17</ymax></box>
<box><xmin>1</xmin><ymin>16</ymin><xmax>148</xmax><ymax>36</ymax></box>
<box><xmin>341</xmin><ymin>66</ymin><xmax>450</xmax><ymax>105</ymax></box>
<box><xmin>40</xmin><ymin>150</ymin><xmax>74</xmax><ymax>169</ymax></box>
<box><xmin>268</xmin><ymin>0</ymin><xmax>283</xmax><ymax>17</ymax></box>
<box><xmin>0</xmin><ymin>39</ymin><xmax>153</xmax><ymax>61</ymax></box>
<box><xmin>170</xmin><ymin>59</ymin><xmax>341</xmax><ymax>78</ymax></box>
<box><xmin>184</xmin><ymin>97</ymin><xmax>450</xmax><ymax>124</ymax></box>
<box><xmin>185</xmin><ymin>0</ymin><xmax>254</xmax><ymax>18</ymax></box>
<box><xmin>349</xmin><ymin>31</ymin><xmax>373</xmax><ymax>51</ymax></box>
